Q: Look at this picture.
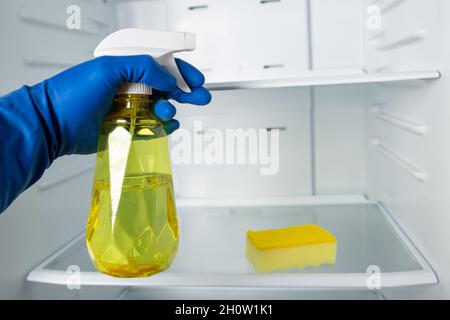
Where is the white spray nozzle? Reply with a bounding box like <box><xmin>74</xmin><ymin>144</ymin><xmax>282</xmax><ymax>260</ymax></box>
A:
<box><xmin>94</xmin><ymin>28</ymin><xmax>196</xmax><ymax>93</ymax></box>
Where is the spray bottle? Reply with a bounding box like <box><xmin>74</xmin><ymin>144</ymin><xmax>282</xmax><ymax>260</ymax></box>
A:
<box><xmin>86</xmin><ymin>29</ymin><xmax>195</xmax><ymax>278</ymax></box>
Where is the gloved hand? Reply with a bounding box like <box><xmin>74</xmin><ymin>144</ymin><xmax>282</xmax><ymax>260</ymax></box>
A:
<box><xmin>32</xmin><ymin>55</ymin><xmax>211</xmax><ymax>155</ymax></box>
<box><xmin>0</xmin><ymin>55</ymin><xmax>211</xmax><ymax>213</ymax></box>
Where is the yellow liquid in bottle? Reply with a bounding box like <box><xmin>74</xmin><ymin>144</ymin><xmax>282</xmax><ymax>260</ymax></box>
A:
<box><xmin>86</xmin><ymin>94</ymin><xmax>178</xmax><ymax>278</ymax></box>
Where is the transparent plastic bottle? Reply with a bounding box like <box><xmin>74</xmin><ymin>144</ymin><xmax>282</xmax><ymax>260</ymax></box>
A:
<box><xmin>86</xmin><ymin>92</ymin><xmax>178</xmax><ymax>278</ymax></box>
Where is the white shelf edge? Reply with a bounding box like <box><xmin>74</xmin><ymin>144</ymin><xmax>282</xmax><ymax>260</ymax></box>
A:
<box><xmin>205</xmin><ymin>70</ymin><xmax>441</xmax><ymax>91</ymax></box>
<box><xmin>176</xmin><ymin>194</ymin><xmax>368</xmax><ymax>208</ymax></box>
<box><xmin>378</xmin><ymin>203</ymin><xmax>438</xmax><ymax>283</ymax></box>
<box><xmin>26</xmin><ymin>199</ymin><xmax>438</xmax><ymax>289</ymax></box>
<box><xmin>27</xmin><ymin>269</ymin><xmax>436</xmax><ymax>289</ymax></box>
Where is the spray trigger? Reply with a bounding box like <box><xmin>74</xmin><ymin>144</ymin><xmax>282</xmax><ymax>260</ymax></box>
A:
<box><xmin>94</xmin><ymin>28</ymin><xmax>196</xmax><ymax>93</ymax></box>
<box><xmin>157</xmin><ymin>54</ymin><xmax>191</xmax><ymax>92</ymax></box>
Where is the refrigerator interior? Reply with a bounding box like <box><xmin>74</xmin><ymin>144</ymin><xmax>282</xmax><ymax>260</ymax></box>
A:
<box><xmin>0</xmin><ymin>0</ymin><xmax>449</xmax><ymax>299</ymax></box>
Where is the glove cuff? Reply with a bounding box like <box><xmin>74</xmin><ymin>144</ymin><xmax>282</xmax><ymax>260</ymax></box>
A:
<box><xmin>0</xmin><ymin>86</ymin><xmax>56</xmax><ymax>212</ymax></box>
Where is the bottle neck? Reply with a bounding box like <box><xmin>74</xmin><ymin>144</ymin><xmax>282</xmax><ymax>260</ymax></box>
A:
<box><xmin>109</xmin><ymin>94</ymin><xmax>160</xmax><ymax>123</ymax></box>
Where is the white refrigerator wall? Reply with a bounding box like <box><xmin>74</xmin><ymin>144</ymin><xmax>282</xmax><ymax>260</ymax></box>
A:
<box><xmin>364</xmin><ymin>0</ymin><xmax>450</xmax><ymax>299</ymax></box>
<box><xmin>0</xmin><ymin>0</ymin><xmax>447</xmax><ymax>299</ymax></box>
<box><xmin>116</xmin><ymin>0</ymin><xmax>366</xmax><ymax>198</ymax></box>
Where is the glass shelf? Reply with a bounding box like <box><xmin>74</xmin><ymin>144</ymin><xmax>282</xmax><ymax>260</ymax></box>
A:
<box><xmin>205</xmin><ymin>70</ymin><xmax>440</xmax><ymax>91</ymax></box>
<box><xmin>27</xmin><ymin>198</ymin><xmax>437</xmax><ymax>289</ymax></box>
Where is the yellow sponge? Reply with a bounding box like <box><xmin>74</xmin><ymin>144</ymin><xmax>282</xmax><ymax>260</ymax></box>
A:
<box><xmin>246</xmin><ymin>225</ymin><xmax>337</xmax><ymax>273</ymax></box>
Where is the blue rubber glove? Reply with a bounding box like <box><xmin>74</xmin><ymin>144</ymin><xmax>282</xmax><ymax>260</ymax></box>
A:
<box><xmin>0</xmin><ymin>55</ymin><xmax>211</xmax><ymax>213</ymax></box>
